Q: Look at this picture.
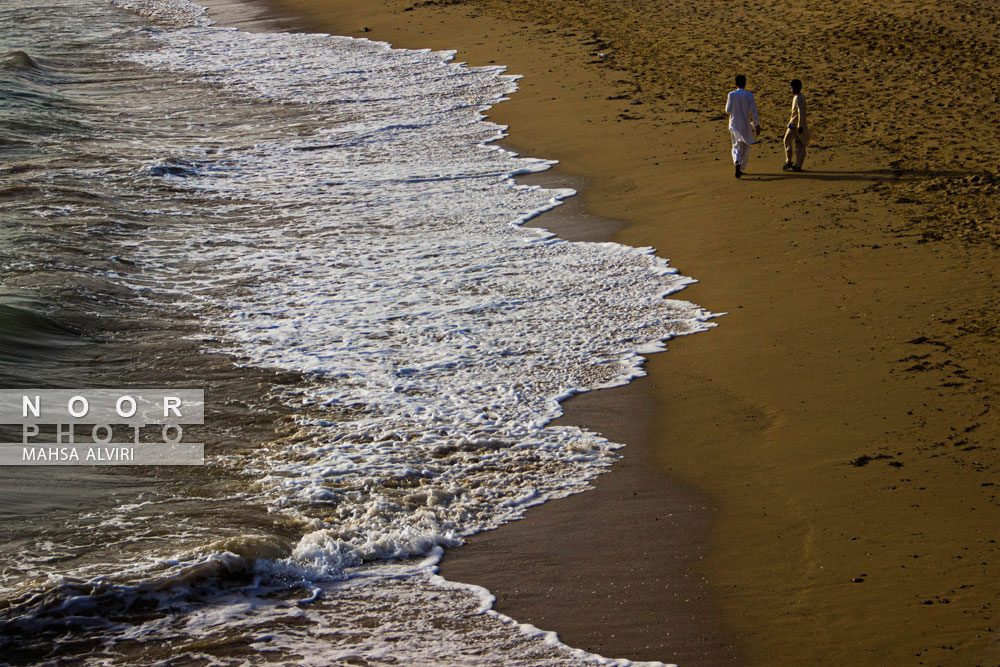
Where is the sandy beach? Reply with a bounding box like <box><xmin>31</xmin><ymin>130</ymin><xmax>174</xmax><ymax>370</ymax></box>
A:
<box><xmin>232</xmin><ymin>0</ymin><xmax>1000</xmax><ymax>664</ymax></box>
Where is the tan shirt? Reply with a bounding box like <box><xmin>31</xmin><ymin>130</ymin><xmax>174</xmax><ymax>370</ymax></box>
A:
<box><xmin>787</xmin><ymin>93</ymin><xmax>807</xmax><ymax>130</ymax></box>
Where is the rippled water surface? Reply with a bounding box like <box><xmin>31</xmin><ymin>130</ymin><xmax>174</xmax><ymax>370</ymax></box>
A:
<box><xmin>0</xmin><ymin>1</ymin><xmax>710</xmax><ymax>664</ymax></box>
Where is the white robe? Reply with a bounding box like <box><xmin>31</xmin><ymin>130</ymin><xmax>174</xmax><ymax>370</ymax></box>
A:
<box><xmin>726</xmin><ymin>88</ymin><xmax>759</xmax><ymax>146</ymax></box>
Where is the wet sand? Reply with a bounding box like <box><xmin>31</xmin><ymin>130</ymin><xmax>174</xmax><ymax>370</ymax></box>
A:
<box><xmin>230</xmin><ymin>0</ymin><xmax>1000</xmax><ymax>664</ymax></box>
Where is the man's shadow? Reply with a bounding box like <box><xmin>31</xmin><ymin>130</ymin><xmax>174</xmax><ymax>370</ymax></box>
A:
<box><xmin>748</xmin><ymin>168</ymin><xmax>983</xmax><ymax>183</ymax></box>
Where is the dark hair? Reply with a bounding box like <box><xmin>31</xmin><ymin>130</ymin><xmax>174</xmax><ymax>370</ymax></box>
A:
<box><xmin>735</xmin><ymin>74</ymin><xmax>747</xmax><ymax>88</ymax></box>
<box><xmin>790</xmin><ymin>79</ymin><xmax>802</xmax><ymax>93</ymax></box>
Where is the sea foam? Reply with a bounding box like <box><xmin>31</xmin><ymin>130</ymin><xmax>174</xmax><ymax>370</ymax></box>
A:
<box><xmin>0</xmin><ymin>0</ymin><xmax>708</xmax><ymax>663</ymax></box>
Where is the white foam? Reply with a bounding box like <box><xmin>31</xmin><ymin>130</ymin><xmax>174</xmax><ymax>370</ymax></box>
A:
<box><xmin>112</xmin><ymin>21</ymin><xmax>714</xmax><ymax>569</ymax></box>
<box><xmin>5</xmin><ymin>1</ymin><xmax>716</xmax><ymax>662</ymax></box>
<box><xmin>107</xmin><ymin>0</ymin><xmax>210</xmax><ymax>26</ymax></box>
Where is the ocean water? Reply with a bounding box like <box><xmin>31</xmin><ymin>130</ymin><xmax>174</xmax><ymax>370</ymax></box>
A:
<box><xmin>0</xmin><ymin>0</ymin><xmax>712</xmax><ymax>664</ymax></box>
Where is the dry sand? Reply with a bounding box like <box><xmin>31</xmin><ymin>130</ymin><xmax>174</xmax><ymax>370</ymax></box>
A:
<box><xmin>230</xmin><ymin>0</ymin><xmax>1000</xmax><ymax>664</ymax></box>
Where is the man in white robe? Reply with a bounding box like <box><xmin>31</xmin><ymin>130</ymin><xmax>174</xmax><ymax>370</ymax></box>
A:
<box><xmin>725</xmin><ymin>74</ymin><xmax>760</xmax><ymax>179</ymax></box>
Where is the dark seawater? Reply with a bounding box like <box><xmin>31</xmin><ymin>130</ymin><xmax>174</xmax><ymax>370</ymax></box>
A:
<box><xmin>0</xmin><ymin>1</ymin><xmax>709</xmax><ymax>664</ymax></box>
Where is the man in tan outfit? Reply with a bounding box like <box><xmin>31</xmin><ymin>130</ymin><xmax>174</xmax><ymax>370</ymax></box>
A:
<box><xmin>782</xmin><ymin>79</ymin><xmax>809</xmax><ymax>172</ymax></box>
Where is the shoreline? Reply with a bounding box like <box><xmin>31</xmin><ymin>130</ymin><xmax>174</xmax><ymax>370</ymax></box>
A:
<box><xmin>215</xmin><ymin>2</ymin><xmax>742</xmax><ymax>662</ymax></box>
<box><xmin>215</xmin><ymin>0</ymin><xmax>1000</xmax><ymax>664</ymax></box>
